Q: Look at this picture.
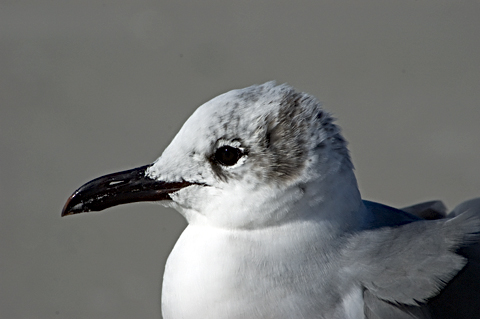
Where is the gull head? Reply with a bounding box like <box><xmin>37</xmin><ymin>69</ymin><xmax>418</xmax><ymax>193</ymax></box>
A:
<box><xmin>62</xmin><ymin>82</ymin><xmax>360</xmax><ymax>229</ymax></box>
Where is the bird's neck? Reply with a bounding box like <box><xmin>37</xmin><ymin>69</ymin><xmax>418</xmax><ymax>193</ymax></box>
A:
<box><xmin>293</xmin><ymin>164</ymin><xmax>367</xmax><ymax>235</ymax></box>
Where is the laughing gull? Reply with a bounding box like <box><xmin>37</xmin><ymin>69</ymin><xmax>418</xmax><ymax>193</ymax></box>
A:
<box><xmin>62</xmin><ymin>82</ymin><xmax>480</xmax><ymax>319</ymax></box>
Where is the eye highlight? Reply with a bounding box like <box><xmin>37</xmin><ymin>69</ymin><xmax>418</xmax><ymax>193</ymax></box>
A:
<box><xmin>214</xmin><ymin>146</ymin><xmax>243</xmax><ymax>166</ymax></box>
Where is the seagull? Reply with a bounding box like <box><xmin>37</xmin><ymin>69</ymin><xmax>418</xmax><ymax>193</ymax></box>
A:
<box><xmin>62</xmin><ymin>82</ymin><xmax>480</xmax><ymax>319</ymax></box>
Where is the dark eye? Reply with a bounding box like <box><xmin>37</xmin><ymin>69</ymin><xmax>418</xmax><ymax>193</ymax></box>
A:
<box><xmin>214</xmin><ymin>146</ymin><xmax>243</xmax><ymax>166</ymax></box>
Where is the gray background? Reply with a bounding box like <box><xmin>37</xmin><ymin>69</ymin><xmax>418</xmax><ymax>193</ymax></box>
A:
<box><xmin>1</xmin><ymin>1</ymin><xmax>479</xmax><ymax>318</ymax></box>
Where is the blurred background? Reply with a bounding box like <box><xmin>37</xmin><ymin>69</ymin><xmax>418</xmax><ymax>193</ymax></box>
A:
<box><xmin>1</xmin><ymin>1</ymin><xmax>479</xmax><ymax>318</ymax></box>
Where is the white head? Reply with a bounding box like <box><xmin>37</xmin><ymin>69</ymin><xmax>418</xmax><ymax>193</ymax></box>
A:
<box><xmin>63</xmin><ymin>82</ymin><xmax>362</xmax><ymax>231</ymax></box>
<box><xmin>145</xmin><ymin>82</ymin><xmax>360</xmax><ymax>229</ymax></box>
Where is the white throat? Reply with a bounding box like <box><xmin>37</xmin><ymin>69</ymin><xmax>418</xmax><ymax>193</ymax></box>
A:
<box><xmin>161</xmin><ymin>165</ymin><xmax>368</xmax><ymax>319</ymax></box>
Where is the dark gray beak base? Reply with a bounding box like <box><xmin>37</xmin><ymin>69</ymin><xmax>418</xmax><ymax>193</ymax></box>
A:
<box><xmin>62</xmin><ymin>165</ymin><xmax>196</xmax><ymax>216</ymax></box>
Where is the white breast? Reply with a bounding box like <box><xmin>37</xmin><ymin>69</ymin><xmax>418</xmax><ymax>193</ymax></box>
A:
<box><xmin>161</xmin><ymin>224</ymin><xmax>363</xmax><ymax>319</ymax></box>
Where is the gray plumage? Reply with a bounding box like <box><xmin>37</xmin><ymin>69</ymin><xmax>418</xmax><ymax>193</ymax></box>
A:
<box><xmin>358</xmin><ymin>199</ymin><xmax>480</xmax><ymax>318</ymax></box>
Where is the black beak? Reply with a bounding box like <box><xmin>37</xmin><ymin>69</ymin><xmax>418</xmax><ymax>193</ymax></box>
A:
<box><xmin>62</xmin><ymin>165</ymin><xmax>196</xmax><ymax>216</ymax></box>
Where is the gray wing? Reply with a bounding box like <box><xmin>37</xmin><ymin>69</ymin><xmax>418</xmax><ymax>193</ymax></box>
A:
<box><xmin>427</xmin><ymin>198</ymin><xmax>480</xmax><ymax>319</ymax></box>
<box><xmin>401</xmin><ymin>200</ymin><xmax>448</xmax><ymax>220</ymax></box>
<box><xmin>364</xmin><ymin>290</ymin><xmax>431</xmax><ymax>319</ymax></box>
<box><xmin>351</xmin><ymin>199</ymin><xmax>480</xmax><ymax>319</ymax></box>
<box><xmin>401</xmin><ymin>198</ymin><xmax>480</xmax><ymax>318</ymax></box>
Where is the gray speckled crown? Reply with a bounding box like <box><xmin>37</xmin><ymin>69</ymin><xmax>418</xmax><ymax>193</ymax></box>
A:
<box><xmin>208</xmin><ymin>82</ymin><xmax>352</xmax><ymax>184</ymax></box>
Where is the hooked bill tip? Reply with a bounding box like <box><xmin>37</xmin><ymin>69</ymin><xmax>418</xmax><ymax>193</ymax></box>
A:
<box><xmin>61</xmin><ymin>192</ymin><xmax>88</xmax><ymax>217</ymax></box>
<box><xmin>61</xmin><ymin>195</ymin><xmax>77</xmax><ymax>217</ymax></box>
